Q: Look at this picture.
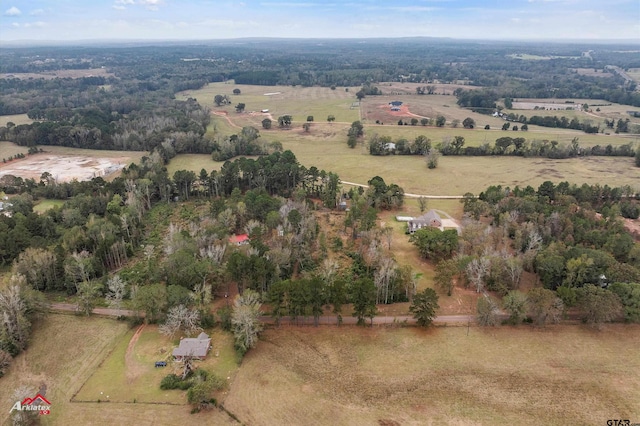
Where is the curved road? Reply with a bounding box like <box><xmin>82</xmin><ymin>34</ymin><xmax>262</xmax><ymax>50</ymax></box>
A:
<box><xmin>340</xmin><ymin>180</ymin><xmax>467</xmax><ymax>199</ymax></box>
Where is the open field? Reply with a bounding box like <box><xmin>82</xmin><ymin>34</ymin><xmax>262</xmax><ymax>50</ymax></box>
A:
<box><xmin>168</xmin><ymin>141</ymin><xmax>640</xmax><ymax>196</ymax></box>
<box><xmin>33</xmin><ymin>199</ymin><xmax>65</xmax><ymax>213</ymax></box>
<box><xmin>177</xmin><ymin>82</ymin><xmax>362</xmax><ymax>124</ymax></box>
<box><xmin>626</xmin><ymin>68</ymin><xmax>640</xmax><ymax>84</ymax></box>
<box><xmin>0</xmin><ymin>314</ymin><xmax>235</xmax><ymax>425</ymax></box>
<box><xmin>0</xmin><ymin>140</ymin><xmax>29</xmax><ymax>158</ymax></box>
<box><xmin>224</xmin><ymin>325</ymin><xmax>640</xmax><ymax>426</ymax></box>
<box><xmin>573</xmin><ymin>68</ymin><xmax>614</xmax><ymax>78</ymax></box>
<box><xmin>1</xmin><ymin>68</ymin><xmax>114</xmax><ymax>80</ymax></box>
<box><xmin>0</xmin><ymin>143</ymin><xmax>145</xmax><ymax>182</ymax></box>
<box><xmin>0</xmin><ymin>114</ymin><xmax>34</xmax><ymax>127</ymax></box>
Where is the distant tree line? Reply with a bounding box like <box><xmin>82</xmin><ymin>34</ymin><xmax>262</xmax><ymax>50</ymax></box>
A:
<box><xmin>368</xmin><ymin>133</ymin><xmax>637</xmax><ymax>160</ymax></box>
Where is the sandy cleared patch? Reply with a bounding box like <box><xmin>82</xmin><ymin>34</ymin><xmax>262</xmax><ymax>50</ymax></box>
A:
<box><xmin>0</xmin><ymin>153</ymin><xmax>128</xmax><ymax>182</ymax></box>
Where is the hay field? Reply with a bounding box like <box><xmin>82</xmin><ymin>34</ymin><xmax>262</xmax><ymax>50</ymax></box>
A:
<box><xmin>0</xmin><ymin>140</ymin><xmax>29</xmax><ymax>158</ymax></box>
<box><xmin>0</xmin><ymin>315</ymin><xmax>235</xmax><ymax>426</ymax></box>
<box><xmin>224</xmin><ymin>325</ymin><xmax>640</xmax><ymax>426</ymax></box>
<box><xmin>0</xmin><ymin>114</ymin><xmax>34</xmax><ymax>127</ymax></box>
<box><xmin>167</xmin><ymin>135</ymin><xmax>640</xmax><ymax>196</ymax></box>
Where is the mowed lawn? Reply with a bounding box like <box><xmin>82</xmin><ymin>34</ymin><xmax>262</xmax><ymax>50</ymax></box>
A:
<box><xmin>0</xmin><ymin>315</ymin><xmax>236</xmax><ymax>425</ymax></box>
<box><xmin>224</xmin><ymin>325</ymin><xmax>640</xmax><ymax>426</ymax></box>
<box><xmin>76</xmin><ymin>325</ymin><xmax>239</xmax><ymax>405</ymax></box>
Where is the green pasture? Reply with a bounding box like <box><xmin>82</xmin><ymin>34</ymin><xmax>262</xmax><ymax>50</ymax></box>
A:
<box><xmin>177</xmin><ymin>82</ymin><xmax>361</xmax><ymax>124</ymax></box>
<box><xmin>33</xmin><ymin>199</ymin><xmax>65</xmax><ymax>213</ymax></box>
<box><xmin>168</xmin><ymin>130</ymin><xmax>640</xmax><ymax>196</ymax></box>
<box><xmin>75</xmin><ymin>325</ymin><xmax>238</xmax><ymax>404</ymax></box>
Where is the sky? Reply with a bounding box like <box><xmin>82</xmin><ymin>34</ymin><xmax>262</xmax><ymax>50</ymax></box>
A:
<box><xmin>0</xmin><ymin>0</ymin><xmax>638</xmax><ymax>43</ymax></box>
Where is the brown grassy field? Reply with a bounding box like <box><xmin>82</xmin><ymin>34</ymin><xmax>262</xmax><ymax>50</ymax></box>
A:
<box><xmin>224</xmin><ymin>325</ymin><xmax>640</xmax><ymax>426</ymax></box>
<box><xmin>0</xmin><ymin>114</ymin><xmax>34</xmax><ymax>127</ymax></box>
<box><xmin>0</xmin><ymin>314</ymin><xmax>235</xmax><ymax>426</ymax></box>
<box><xmin>167</xmin><ymin>140</ymin><xmax>640</xmax><ymax>196</ymax></box>
<box><xmin>0</xmin><ymin>140</ymin><xmax>29</xmax><ymax>158</ymax></box>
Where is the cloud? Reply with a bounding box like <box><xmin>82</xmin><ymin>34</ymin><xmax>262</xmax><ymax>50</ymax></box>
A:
<box><xmin>30</xmin><ymin>9</ymin><xmax>45</xmax><ymax>16</ymax></box>
<box><xmin>4</xmin><ymin>6</ymin><xmax>21</xmax><ymax>16</ymax></box>
<box><xmin>12</xmin><ymin>22</ymin><xmax>20</xmax><ymax>27</ymax></box>
<box><xmin>113</xmin><ymin>0</ymin><xmax>135</xmax><ymax>9</ymax></box>
<box><xmin>139</xmin><ymin>0</ymin><xmax>163</xmax><ymax>9</ymax></box>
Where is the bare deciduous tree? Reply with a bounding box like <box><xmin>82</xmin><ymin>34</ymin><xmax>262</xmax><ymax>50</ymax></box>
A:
<box><xmin>476</xmin><ymin>296</ymin><xmax>500</xmax><ymax>326</ymax></box>
<box><xmin>504</xmin><ymin>255</ymin><xmax>524</xmax><ymax>289</ymax></box>
<box><xmin>231</xmin><ymin>290</ymin><xmax>263</xmax><ymax>356</ymax></box>
<box><xmin>466</xmin><ymin>257</ymin><xmax>490</xmax><ymax>293</ymax></box>
<box><xmin>105</xmin><ymin>275</ymin><xmax>127</xmax><ymax>315</ymax></box>
<box><xmin>160</xmin><ymin>304</ymin><xmax>201</xmax><ymax>339</ymax></box>
<box><xmin>374</xmin><ymin>257</ymin><xmax>397</xmax><ymax>304</ymax></box>
<box><xmin>76</xmin><ymin>281</ymin><xmax>102</xmax><ymax>316</ymax></box>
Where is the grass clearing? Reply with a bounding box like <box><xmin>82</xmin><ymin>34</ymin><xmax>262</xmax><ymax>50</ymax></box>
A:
<box><xmin>33</xmin><ymin>199</ymin><xmax>65</xmax><ymax>213</ymax></box>
<box><xmin>76</xmin><ymin>325</ymin><xmax>239</xmax><ymax>405</ymax></box>
<box><xmin>0</xmin><ymin>140</ymin><xmax>29</xmax><ymax>158</ymax></box>
<box><xmin>224</xmin><ymin>325</ymin><xmax>640</xmax><ymax>426</ymax></box>
<box><xmin>178</xmin><ymin>82</ymin><xmax>361</xmax><ymax>124</ymax></box>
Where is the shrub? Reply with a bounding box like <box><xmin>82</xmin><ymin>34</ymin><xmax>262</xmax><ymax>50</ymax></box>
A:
<box><xmin>160</xmin><ymin>374</ymin><xmax>182</xmax><ymax>390</ymax></box>
<box><xmin>217</xmin><ymin>306</ymin><xmax>232</xmax><ymax>331</ymax></box>
<box><xmin>620</xmin><ymin>202</ymin><xmax>640</xmax><ymax>219</ymax></box>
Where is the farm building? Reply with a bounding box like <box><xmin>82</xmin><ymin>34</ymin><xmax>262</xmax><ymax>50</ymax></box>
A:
<box><xmin>229</xmin><ymin>234</ymin><xmax>250</xmax><ymax>245</ymax></box>
<box><xmin>407</xmin><ymin>210</ymin><xmax>442</xmax><ymax>233</ymax></box>
<box><xmin>172</xmin><ymin>332</ymin><xmax>212</xmax><ymax>361</ymax></box>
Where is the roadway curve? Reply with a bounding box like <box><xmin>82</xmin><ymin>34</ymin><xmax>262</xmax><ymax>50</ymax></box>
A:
<box><xmin>340</xmin><ymin>180</ymin><xmax>467</xmax><ymax>199</ymax></box>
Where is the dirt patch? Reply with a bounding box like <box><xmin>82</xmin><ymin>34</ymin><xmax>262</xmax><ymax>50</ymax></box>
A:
<box><xmin>125</xmin><ymin>324</ymin><xmax>146</xmax><ymax>383</ymax></box>
<box><xmin>0</xmin><ymin>153</ymin><xmax>129</xmax><ymax>182</ymax></box>
<box><xmin>363</xmin><ymin>101</ymin><xmax>433</xmax><ymax>124</ymax></box>
<box><xmin>623</xmin><ymin>217</ymin><xmax>640</xmax><ymax>240</ymax></box>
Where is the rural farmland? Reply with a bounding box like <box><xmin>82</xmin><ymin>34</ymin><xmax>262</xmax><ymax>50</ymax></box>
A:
<box><xmin>1</xmin><ymin>36</ymin><xmax>640</xmax><ymax>426</ymax></box>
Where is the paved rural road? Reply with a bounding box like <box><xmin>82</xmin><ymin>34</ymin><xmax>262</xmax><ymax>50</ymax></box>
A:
<box><xmin>49</xmin><ymin>303</ymin><xmax>487</xmax><ymax>326</ymax></box>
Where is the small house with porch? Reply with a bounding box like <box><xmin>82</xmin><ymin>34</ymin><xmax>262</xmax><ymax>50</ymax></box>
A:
<box><xmin>172</xmin><ymin>332</ymin><xmax>212</xmax><ymax>361</ymax></box>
